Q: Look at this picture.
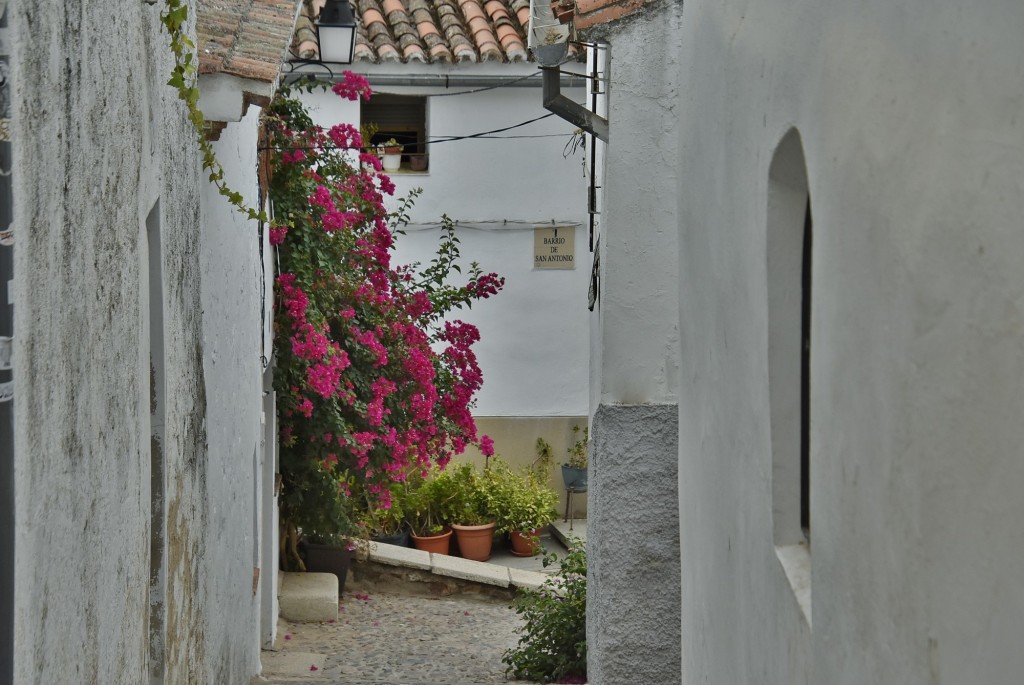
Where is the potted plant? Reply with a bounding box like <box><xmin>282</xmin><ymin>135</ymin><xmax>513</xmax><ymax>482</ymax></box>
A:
<box><xmin>513</xmin><ymin>463</ymin><xmax>560</xmax><ymax>557</ymax></box>
<box><xmin>406</xmin><ymin>468</ymin><xmax>457</xmax><ymax>555</ymax></box>
<box><xmin>377</xmin><ymin>137</ymin><xmax>403</xmax><ymax>172</ymax></box>
<box><xmin>449</xmin><ymin>463</ymin><xmax>498</xmax><ymax>561</ymax></box>
<box><xmin>285</xmin><ymin>471</ymin><xmax>362</xmax><ymax>595</ymax></box>
<box><xmin>483</xmin><ymin>458</ymin><xmax>559</xmax><ymax>557</ymax></box>
<box><xmin>561</xmin><ymin>425</ymin><xmax>588</xmax><ymax>489</ymax></box>
<box><xmin>298</xmin><ymin>534</ymin><xmax>358</xmax><ymax>596</ymax></box>
<box><xmin>360</xmin><ymin>480</ymin><xmax>411</xmax><ymax>548</ymax></box>
<box><xmin>409</xmin><ymin>154</ymin><xmax>428</xmax><ymax>172</ymax></box>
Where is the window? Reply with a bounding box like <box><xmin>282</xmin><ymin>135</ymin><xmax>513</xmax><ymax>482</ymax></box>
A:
<box><xmin>361</xmin><ymin>94</ymin><xmax>428</xmax><ymax>172</ymax></box>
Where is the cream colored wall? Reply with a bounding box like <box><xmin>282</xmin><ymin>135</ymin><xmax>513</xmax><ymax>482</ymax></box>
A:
<box><xmin>454</xmin><ymin>416</ymin><xmax>589</xmax><ymax>519</ymax></box>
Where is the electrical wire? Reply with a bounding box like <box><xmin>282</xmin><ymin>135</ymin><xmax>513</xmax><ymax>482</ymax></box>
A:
<box><xmin>399</xmin><ymin>219</ymin><xmax>583</xmax><ymax>233</ymax></box>
<box><xmin>257</xmin><ymin>110</ymin><xmax>583</xmax><ymax>152</ymax></box>
<box><xmin>428</xmin><ymin>112</ymin><xmax>556</xmax><ymax>143</ymax></box>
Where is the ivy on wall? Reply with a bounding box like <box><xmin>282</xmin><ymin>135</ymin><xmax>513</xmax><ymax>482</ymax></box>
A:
<box><xmin>160</xmin><ymin>0</ymin><xmax>267</xmax><ymax>222</ymax></box>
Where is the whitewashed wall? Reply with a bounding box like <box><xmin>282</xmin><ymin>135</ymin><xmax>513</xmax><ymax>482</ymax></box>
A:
<box><xmin>198</xmin><ymin>105</ymin><xmax>268</xmax><ymax>681</ymax></box>
<box><xmin>299</xmin><ymin>69</ymin><xmax>591</xmax><ymax>421</ymax></box>
<box><xmin>11</xmin><ymin>2</ymin><xmax>266</xmax><ymax>681</ymax></box>
<box><xmin>593</xmin><ymin>0</ymin><xmax>1024</xmax><ymax>683</ymax></box>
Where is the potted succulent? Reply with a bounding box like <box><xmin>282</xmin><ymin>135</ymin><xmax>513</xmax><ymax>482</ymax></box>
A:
<box><xmin>377</xmin><ymin>137</ymin><xmax>403</xmax><ymax>172</ymax></box>
<box><xmin>561</xmin><ymin>425</ymin><xmax>588</xmax><ymax>489</ymax></box>
<box><xmin>449</xmin><ymin>463</ymin><xmax>498</xmax><ymax>562</ymax></box>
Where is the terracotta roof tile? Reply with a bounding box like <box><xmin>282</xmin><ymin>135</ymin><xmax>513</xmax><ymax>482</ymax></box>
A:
<box><xmin>290</xmin><ymin>0</ymin><xmax>531</xmax><ymax>64</ymax></box>
<box><xmin>198</xmin><ymin>0</ymin><xmax>304</xmax><ymax>82</ymax></box>
<box><xmin>573</xmin><ymin>0</ymin><xmax>652</xmax><ymax>30</ymax></box>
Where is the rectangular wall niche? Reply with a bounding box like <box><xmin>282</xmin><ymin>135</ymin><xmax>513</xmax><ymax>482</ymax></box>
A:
<box><xmin>146</xmin><ymin>201</ymin><xmax>168</xmax><ymax>682</ymax></box>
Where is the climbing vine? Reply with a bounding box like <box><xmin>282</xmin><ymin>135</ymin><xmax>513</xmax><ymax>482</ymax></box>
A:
<box><xmin>159</xmin><ymin>0</ymin><xmax>267</xmax><ymax>222</ymax></box>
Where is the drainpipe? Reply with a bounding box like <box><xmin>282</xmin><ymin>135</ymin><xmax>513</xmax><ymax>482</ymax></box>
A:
<box><xmin>542</xmin><ymin>66</ymin><xmax>608</xmax><ymax>142</ymax></box>
<box><xmin>0</xmin><ymin>3</ymin><xmax>15</xmax><ymax>682</ymax></box>
<box><xmin>528</xmin><ymin>0</ymin><xmax>609</xmax><ymax>142</ymax></box>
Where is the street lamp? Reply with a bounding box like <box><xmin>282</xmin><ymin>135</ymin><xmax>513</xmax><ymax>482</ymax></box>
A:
<box><xmin>316</xmin><ymin>0</ymin><xmax>358</xmax><ymax>65</ymax></box>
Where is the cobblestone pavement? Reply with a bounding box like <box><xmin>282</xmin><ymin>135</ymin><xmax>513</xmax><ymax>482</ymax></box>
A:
<box><xmin>257</xmin><ymin>579</ymin><xmax>534</xmax><ymax>685</ymax></box>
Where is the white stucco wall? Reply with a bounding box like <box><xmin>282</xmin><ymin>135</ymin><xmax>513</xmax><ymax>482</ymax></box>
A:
<box><xmin>595</xmin><ymin>0</ymin><xmax>1024</xmax><ymax>683</ymax></box>
<box><xmin>198</xmin><ymin>105</ymin><xmax>268</xmax><ymax>682</ymax></box>
<box><xmin>590</xmin><ymin>16</ymin><xmax>680</xmax><ymax>408</ymax></box>
<box><xmin>299</xmin><ymin>71</ymin><xmax>592</xmax><ymax>417</ymax></box>
<box><xmin>11</xmin><ymin>2</ymin><xmax>266</xmax><ymax>681</ymax></box>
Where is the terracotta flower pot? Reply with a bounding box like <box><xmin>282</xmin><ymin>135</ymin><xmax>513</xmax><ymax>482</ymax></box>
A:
<box><xmin>410</xmin><ymin>528</ymin><xmax>452</xmax><ymax>555</ymax></box>
<box><xmin>510</xmin><ymin>529</ymin><xmax>542</xmax><ymax>557</ymax></box>
<box><xmin>451</xmin><ymin>522</ymin><xmax>496</xmax><ymax>561</ymax></box>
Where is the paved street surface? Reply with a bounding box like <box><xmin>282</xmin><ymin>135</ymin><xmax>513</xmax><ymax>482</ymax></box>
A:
<box><xmin>257</xmin><ymin>579</ymin><xmax>534</xmax><ymax>685</ymax></box>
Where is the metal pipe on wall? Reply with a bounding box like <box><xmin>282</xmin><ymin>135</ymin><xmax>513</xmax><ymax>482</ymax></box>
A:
<box><xmin>284</xmin><ymin>66</ymin><xmax>589</xmax><ymax>90</ymax></box>
<box><xmin>0</xmin><ymin>2</ymin><xmax>15</xmax><ymax>680</ymax></box>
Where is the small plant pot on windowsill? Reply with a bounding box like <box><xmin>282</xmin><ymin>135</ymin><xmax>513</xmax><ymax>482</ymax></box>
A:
<box><xmin>451</xmin><ymin>522</ymin><xmax>497</xmax><ymax>561</ymax></box>
<box><xmin>381</xmin><ymin>147</ymin><xmax>402</xmax><ymax>172</ymax></box>
<box><xmin>409</xmin><ymin>154</ymin><xmax>428</xmax><ymax>172</ymax></box>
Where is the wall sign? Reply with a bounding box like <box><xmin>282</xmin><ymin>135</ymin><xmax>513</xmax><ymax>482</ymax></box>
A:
<box><xmin>533</xmin><ymin>226</ymin><xmax>575</xmax><ymax>270</ymax></box>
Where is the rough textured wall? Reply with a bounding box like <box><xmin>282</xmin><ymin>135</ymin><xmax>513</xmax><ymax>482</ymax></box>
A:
<box><xmin>670</xmin><ymin>0</ymin><xmax>1024</xmax><ymax>683</ymax></box>
<box><xmin>12</xmin><ymin>1</ymin><xmax>263</xmax><ymax>682</ymax></box>
<box><xmin>12</xmin><ymin>2</ymin><xmax>184</xmax><ymax>681</ymax></box>
<box><xmin>588</xmin><ymin>404</ymin><xmax>680</xmax><ymax>685</ymax></box>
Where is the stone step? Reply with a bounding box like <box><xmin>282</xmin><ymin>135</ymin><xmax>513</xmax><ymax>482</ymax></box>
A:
<box><xmin>278</xmin><ymin>571</ymin><xmax>337</xmax><ymax>623</ymax></box>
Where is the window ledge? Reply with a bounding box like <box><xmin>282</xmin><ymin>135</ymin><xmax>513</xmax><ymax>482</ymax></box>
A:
<box><xmin>775</xmin><ymin>541</ymin><xmax>811</xmax><ymax>628</ymax></box>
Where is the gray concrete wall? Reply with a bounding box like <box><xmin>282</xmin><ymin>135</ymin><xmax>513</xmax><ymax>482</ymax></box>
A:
<box><xmin>11</xmin><ymin>2</ymin><xmax>265</xmax><ymax>681</ymax></box>
<box><xmin>588</xmin><ymin>404</ymin><xmax>679</xmax><ymax>685</ymax></box>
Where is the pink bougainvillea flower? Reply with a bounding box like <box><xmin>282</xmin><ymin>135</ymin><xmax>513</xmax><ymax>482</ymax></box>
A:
<box><xmin>269</xmin><ymin>73</ymin><xmax>504</xmax><ymax>552</ymax></box>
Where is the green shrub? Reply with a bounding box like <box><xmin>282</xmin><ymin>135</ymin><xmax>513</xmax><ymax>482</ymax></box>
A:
<box><xmin>504</xmin><ymin>539</ymin><xmax>587</xmax><ymax>683</ymax></box>
<box><xmin>481</xmin><ymin>457</ymin><xmax>558</xmax><ymax>534</ymax></box>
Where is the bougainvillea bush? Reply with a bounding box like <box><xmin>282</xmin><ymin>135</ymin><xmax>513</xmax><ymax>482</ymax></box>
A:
<box><xmin>265</xmin><ymin>74</ymin><xmax>504</xmax><ymax>566</ymax></box>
